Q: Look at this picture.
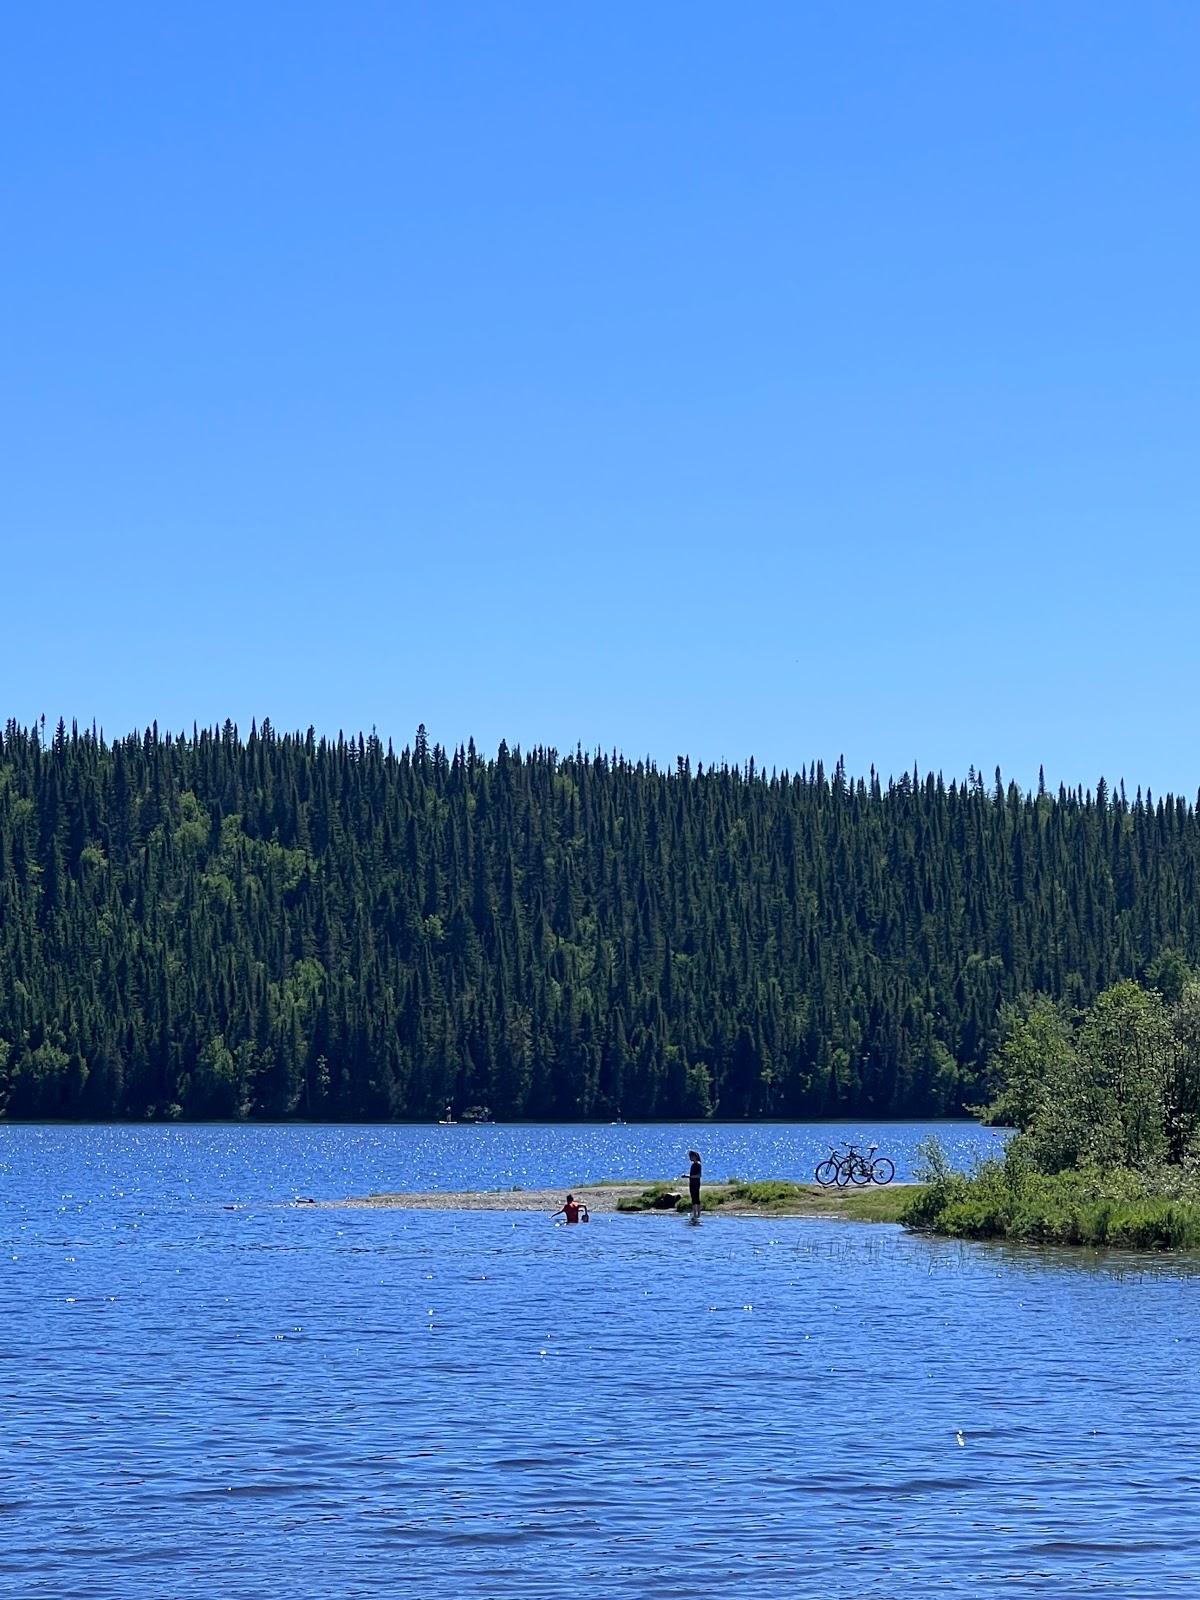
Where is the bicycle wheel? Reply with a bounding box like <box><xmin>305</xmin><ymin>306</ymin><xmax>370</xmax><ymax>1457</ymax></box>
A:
<box><xmin>849</xmin><ymin>1158</ymin><xmax>871</xmax><ymax>1187</ymax></box>
<box><xmin>814</xmin><ymin>1158</ymin><xmax>840</xmax><ymax>1187</ymax></box>
<box><xmin>870</xmin><ymin>1158</ymin><xmax>895</xmax><ymax>1185</ymax></box>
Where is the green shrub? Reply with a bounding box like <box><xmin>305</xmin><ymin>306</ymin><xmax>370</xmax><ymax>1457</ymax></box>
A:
<box><xmin>914</xmin><ymin>976</ymin><xmax>1200</xmax><ymax>1250</ymax></box>
<box><xmin>910</xmin><ymin>1160</ymin><xmax>1200</xmax><ymax>1249</ymax></box>
<box><xmin>616</xmin><ymin>1183</ymin><xmax>683</xmax><ymax>1212</ymax></box>
<box><xmin>726</xmin><ymin>1180</ymin><xmax>806</xmax><ymax>1206</ymax></box>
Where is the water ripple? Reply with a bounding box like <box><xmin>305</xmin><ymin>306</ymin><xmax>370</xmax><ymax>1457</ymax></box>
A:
<box><xmin>1</xmin><ymin>1122</ymin><xmax>1196</xmax><ymax>1597</ymax></box>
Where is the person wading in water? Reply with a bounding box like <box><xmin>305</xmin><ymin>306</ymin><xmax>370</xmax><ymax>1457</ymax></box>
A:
<box><xmin>552</xmin><ymin>1194</ymin><xmax>589</xmax><ymax>1224</ymax></box>
<box><xmin>688</xmin><ymin>1150</ymin><xmax>702</xmax><ymax>1221</ymax></box>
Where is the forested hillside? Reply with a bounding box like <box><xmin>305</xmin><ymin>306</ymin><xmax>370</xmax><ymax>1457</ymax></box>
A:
<box><xmin>1</xmin><ymin>718</ymin><xmax>1198</xmax><ymax>1122</ymax></box>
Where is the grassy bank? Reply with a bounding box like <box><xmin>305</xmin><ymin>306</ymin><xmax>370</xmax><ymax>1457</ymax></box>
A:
<box><xmin>615</xmin><ymin>1179</ymin><xmax>916</xmax><ymax>1222</ymax></box>
<box><xmin>335</xmin><ymin>1180</ymin><xmax>918</xmax><ymax>1217</ymax></box>
<box><xmin>907</xmin><ymin>1161</ymin><xmax>1200</xmax><ymax>1249</ymax></box>
<box><xmin>903</xmin><ymin>975</ymin><xmax>1200</xmax><ymax>1251</ymax></box>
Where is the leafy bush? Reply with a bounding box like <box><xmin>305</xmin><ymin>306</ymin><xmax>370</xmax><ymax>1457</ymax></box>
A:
<box><xmin>908</xmin><ymin>1158</ymin><xmax>1200</xmax><ymax>1249</ymax></box>
<box><xmin>985</xmin><ymin>978</ymin><xmax>1200</xmax><ymax>1175</ymax></box>
<box><xmin>919</xmin><ymin>975</ymin><xmax>1200</xmax><ymax>1247</ymax></box>
<box><xmin>726</xmin><ymin>1180</ymin><xmax>807</xmax><ymax>1206</ymax></box>
<box><xmin>616</xmin><ymin>1183</ymin><xmax>683</xmax><ymax>1212</ymax></box>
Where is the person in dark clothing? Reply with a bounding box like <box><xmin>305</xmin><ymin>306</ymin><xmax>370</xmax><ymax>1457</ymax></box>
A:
<box><xmin>688</xmin><ymin>1150</ymin><xmax>702</xmax><ymax>1221</ymax></box>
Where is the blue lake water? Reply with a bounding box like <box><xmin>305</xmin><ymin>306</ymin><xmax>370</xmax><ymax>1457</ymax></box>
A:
<box><xmin>2</xmin><ymin>1121</ymin><xmax>1198</xmax><ymax>1598</ymax></box>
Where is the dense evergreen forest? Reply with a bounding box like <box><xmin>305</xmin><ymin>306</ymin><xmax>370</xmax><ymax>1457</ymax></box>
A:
<box><xmin>1</xmin><ymin>718</ymin><xmax>1198</xmax><ymax>1122</ymax></box>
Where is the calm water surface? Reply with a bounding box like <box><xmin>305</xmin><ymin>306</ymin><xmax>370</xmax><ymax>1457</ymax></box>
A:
<box><xmin>2</xmin><ymin>1122</ymin><xmax>1197</xmax><ymax>1598</ymax></box>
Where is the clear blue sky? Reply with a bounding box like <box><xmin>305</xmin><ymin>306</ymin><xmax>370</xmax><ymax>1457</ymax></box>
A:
<box><xmin>3</xmin><ymin>4</ymin><xmax>1197</xmax><ymax>796</ymax></box>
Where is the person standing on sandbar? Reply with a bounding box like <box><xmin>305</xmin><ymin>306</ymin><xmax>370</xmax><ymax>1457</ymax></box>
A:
<box><xmin>688</xmin><ymin>1149</ymin><xmax>702</xmax><ymax>1221</ymax></box>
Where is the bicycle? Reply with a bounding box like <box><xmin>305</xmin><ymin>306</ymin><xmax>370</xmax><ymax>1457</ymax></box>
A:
<box><xmin>814</xmin><ymin>1146</ymin><xmax>845</xmax><ymax>1187</ymax></box>
<box><xmin>814</xmin><ymin>1143</ymin><xmax>895</xmax><ymax>1187</ymax></box>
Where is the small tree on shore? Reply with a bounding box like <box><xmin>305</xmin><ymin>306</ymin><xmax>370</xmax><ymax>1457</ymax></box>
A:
<box><xmin>997</xmin><ymin>981</ymin><xmax>1185</xmax><ymax>1175</ymax></box>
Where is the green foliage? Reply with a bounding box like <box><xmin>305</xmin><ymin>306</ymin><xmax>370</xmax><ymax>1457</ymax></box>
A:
<box><xmin>981</xmin><ymin>997</ymin><xmax>1074</xmax><ymax>1130</ymax></box>
<box><xmin>617</xmin><ymin>1179</ymin><xmax>917</xmax><ymax>1220</ymax></box>
<box><xmin>1146</xmin><ymin>948</ymin><xmax>1195</xmax><ymax>1007</ymax></box>
<box><xmin>3</xmin><ymin>719</ymin><xmax>1200</xmax><ymax>1121</ymax></box>
<box><xmin>996</xmin><ymin>982</ymin><xmax>1182</xmax><ymax>1174</ymax></box>
<box><xmin>616</xmin><ymin>1184</ymin><xmax>686</xmax><ymax>1211</ymax></box>
<box><xmin>726</xmin><ymin>1180</ymin><xmax>803</xmax><ymax>1206</ymax></box>
<box><xmin>907</xmin><ymin>1160</ymin><xmax>1200</xmax><ymax>1249</ymax></box>
<box><xmin>915</xmin><ymin>977</ymin><xmax>1200</xmax><ymax>1248</ymax></box>
<box><xmin>1165</xmin><ymin>982</ymin><xmax>1200</xmax><ymax>1161</ymax></box>
<box><xmin>901</xmin><ymin>1146</ymin><xmax>1002</xmax><ymax>1230</ymax></box>
<box><xmin>718</xmin><ymin>1179</ymin><xmax>913</xmax><ymax>1220</ymax></box>
<box><xmin>912</xmin><ymin>1134</ymin><xmax>954</xmax><ymax>1184</ymax></box>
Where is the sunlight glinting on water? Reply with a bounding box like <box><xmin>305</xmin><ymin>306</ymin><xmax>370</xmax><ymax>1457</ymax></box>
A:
<box><xmin>2</xmin><ymin>1123</ymin><xmax>1196</xmax><ymax>1598</ymax></box>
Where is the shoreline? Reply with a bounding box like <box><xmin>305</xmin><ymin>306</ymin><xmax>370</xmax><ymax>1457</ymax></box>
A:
<box><xmin>326</xmin><ymin>1180</ymin><xmax>918</xmax><ymax>1220</ymax></box>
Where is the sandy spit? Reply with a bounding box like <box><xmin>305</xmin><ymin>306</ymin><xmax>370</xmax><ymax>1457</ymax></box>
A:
<box><xmin>313</xmin><ymin>1182</ymin><xmax>914</xmax><ymax>1216</ymax></box>
<box><xmin>325</xmin><ymin>1184</ymin><xmax>668</xmax><ymax>1213</ymax></box>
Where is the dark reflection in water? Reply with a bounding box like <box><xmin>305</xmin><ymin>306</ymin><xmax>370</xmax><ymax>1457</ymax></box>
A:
<box><xmin>1</xmin><ymin>1124</ymin><xmax>1197</xmax><ymax>1598</ymax></box>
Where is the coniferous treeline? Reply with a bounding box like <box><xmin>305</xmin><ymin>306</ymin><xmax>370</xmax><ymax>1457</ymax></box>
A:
<box><xmin>1</xmin><ymin>717</ymin><xmax>1198</xmax><ymax>1122</ymax></box>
